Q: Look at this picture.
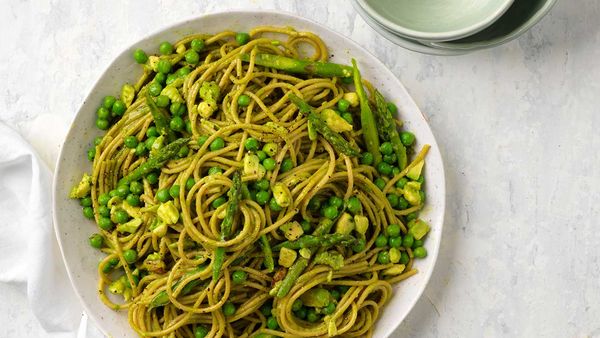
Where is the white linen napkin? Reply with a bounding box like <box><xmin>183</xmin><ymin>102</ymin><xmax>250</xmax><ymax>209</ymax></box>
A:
<box><xmin>0</xmin><ymin>121</ymin><xmax>103</xmax><ymax>338</ymax></box>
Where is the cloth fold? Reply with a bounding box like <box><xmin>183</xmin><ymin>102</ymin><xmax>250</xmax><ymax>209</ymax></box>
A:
<box><xmin>0</xmin><ymin>121</ymin><xmax>102</xmax><ymax>338</ymax></box>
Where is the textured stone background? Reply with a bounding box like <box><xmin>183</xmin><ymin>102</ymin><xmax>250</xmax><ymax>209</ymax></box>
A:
<box><xmin>1</xmin><ymin>0</ymin><xmax>599</xmax><ymax>337</ymax></box>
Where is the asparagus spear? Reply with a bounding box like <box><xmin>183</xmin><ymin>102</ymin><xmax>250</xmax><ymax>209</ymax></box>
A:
<box><xmin>240</xmin><ymin>53</ymin><xmax>353</xmax><ymax>78</ymax></box>
<box><xmin>118</xmin><ymin>138</ymin><xmax>189</xmax><ymax>185</ymax></box>
<box><xmin>374</xmin><ymin>90</ymin><xmax>407</xmax><ymax>169</ymax></box>
<box><xmin>288</xmin><ymin>94</ymin><xmax>360</xmax><ymax>157</ymax></box>
<box><xmin>272</xmin><ymin>233</ymin><xmax>357</xmax><ymax>251</ymax></box>
<box><xmin>276</xmin><ymin>257</ymin><xmax>309</xmax><ymax>298</ymax></box>
<box><xmin>146</xmin><ymin>91</ymin><xmax>175</xmax><ymax>142</ymax></box>
<box><xmin>352</xmin><ymin>59</ymin><xmax>381</xmax><ymax>165</ymax></box>
<box><xmin>259</xmin><ymin>235</ymin><xmax>275</xmax><ymax>273</ymax></box>
<box><xmin>212</xmin><ymin>171</ymin><xmax>242</xmax><ymax>281</ymax></box>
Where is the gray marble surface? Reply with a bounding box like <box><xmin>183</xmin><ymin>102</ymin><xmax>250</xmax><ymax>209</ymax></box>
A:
<box><xmin>1</xmin><ymin>0</ymin><xmax>599</xmax><ymax>337</ymax></box>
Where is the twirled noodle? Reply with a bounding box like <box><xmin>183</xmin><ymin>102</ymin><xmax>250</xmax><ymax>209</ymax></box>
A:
<box><xmin>77</xmin><ymin>25</ymin><xmax>431</xmax><ymax>338</ymax></box>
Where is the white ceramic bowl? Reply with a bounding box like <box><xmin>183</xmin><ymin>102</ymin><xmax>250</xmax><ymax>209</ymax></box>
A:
<box><xmin>53</xmin><ymin>10</ymin><xmax>445</xmax><ymax>338</ymax></box>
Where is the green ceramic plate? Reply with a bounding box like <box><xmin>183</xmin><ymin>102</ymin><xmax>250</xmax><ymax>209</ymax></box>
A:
<box><xmin>425</xmin><ymin>0</ymin><xmax>557</xmax><ymax>50</ymax></box>
<box><xmin>359</xmin><ymin>0</ymin><xmax>514</xmax><ymax>41</ymax></box>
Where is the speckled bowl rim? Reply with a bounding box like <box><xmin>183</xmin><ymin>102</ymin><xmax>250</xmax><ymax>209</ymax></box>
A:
<box><xmin>52</xmin><ymin>10</ymin><xmax>446</xmax><ymax>338</ymax></box>
<box><xmin>356</xmin><ymin>0</ymin><xmax>514</xmax><ymax>42</ymax></box>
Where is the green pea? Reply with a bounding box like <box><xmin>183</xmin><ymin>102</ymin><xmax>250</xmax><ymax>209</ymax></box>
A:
<box><xmin>169</xmin><ymin>101</ymin><xmax>182</xmax><ymax>115</ymax></box>
<box><xmin>154</xmin><ymin>72</ymin><xmax>166</xmax><ymax>84</ymax></box>
<box><xmin>123</xmin><ymin>249</ymin><xmax>138</xmax><ymax>264</ymax></box>
<box><xmin>269</xmin><ymin>198</ymin><xmax>282</xmax><ymax>212</ymax></box>
<box><xmin>155</xmin><ymin>95</ymin><xmax>170</xmax><ymax>108</ymax></box>
<box><xmin>377</xmin><ymin>162</ymin><xmax>393</xmax><ymax>176</ymax></box>
<box><xmin>158</xmin><ymin>41</ymin><xmax>173</xmax><ymax>55</ymax></box>
<box><xmin>194</xmin><ymin>325</ymin><xmax>209</xmax><ymax>338</ymax></box>
<box><xmin>114</xmin><ymin>209</ymin><xmax>129</xmax><ymax>224</ymax></box>
<box><xmin>94</xmin><ymin>136</ymin><xmax>103</xmax><ymax>146</ymax></box>
<box><xmin>148</xmin><ymin>82</ymin><xmax>162</xmax><ymax>97</ymax></box>
<box><xmin>166</xmin><ymin>73</ymin><xmax>177</xmax><ymax>85</ymax></box>
<box><xmin>262</xmin><ymin>158</ymin><xmax>276</xmax><ymax>171</ymax></box>
<box><xmin>328</xmin><ymin>196</ymin><xmax>343</xmax><ymax>209</ymax></box>
<box><xmin>244</xmin><ymin>137</ymin><xmax>259</xmax><ymax>151</ymax></box>
<box><xmin>260</xmin><ymin>303</ymin><xmax>272</xmax><ymax>316</ymax></box>
<box><xmin>109</xmin><ymin>189</ymin><xmax>118</xmax><ymax>198</ymax></box>
<box><xmin>419</xmin><ymin>191</ymin><xmax>426</xmax><ymax>203</ymax></box>
<box><xmin>397</xmin><ymin>196</ymin><xmax>409</xmax><ymax>210</ymax></box>
<box><xmin>82</xmin><ymin>206</ymin><xmax>94</xmax><ymax>219</ymax></box>
<box><xmin>124</xmin><ymin>135</ymin><xmax>138</xmax><ymax>149</ymax></box>
<box><xmin>413</xmin><ymin>239</ymin><xmax>424</xmax><ymax>249</ymax></box>
<box><xmin>112</xmin><ymin>100</ymin><xmax>126</xmax><ymax>116</ymax></box>
<box><xmin>155</xmin><ymin>188</ymin><xmax>171</xmax><ymax>202</ymax></box>
<box><xmin>402</xmin><ymin>234</ymin><xmax>414</xmax><ymax>248</ymax></box>
<box><xmin>157</xmin><ymin>59</ymin><xmax>172</xmax><ymax>74</ymax></box>
<box><xmin>235</xmin><ymin>32</ymin><xmax>250</xmax><ymax>45</ymax></box>
<box><xmin>306</xmin><ymin>308</ymin><xmax>318</xmax><ymax>323</ymax></box>
<box><xmin>387</xmin><ymin>194</ymin><xmax>399</xmax><ymax>208</ymax></box>
<box><xmin>374</xmin><ymin>178</ymin><xmax>386</xmax><ymax>191</ymax></box>
<box><xmin>406</xmin><ymin>212</ymin><xmax>418</xmax><ymax>222</ymax></box>
<box><xmin>98</xmin><ymin>193</ymin><xmax>110</xmax><ymax>206</ymax></box>
<box><xmin>237</xmin><ymin>94</ymin><xmax>251</xmax><ymax>107</ymax></box>
<box><xmin>102</xmin><ymin>95</ymin><xmax>116</xmax><ymax>110</ymax></box>
<box><xmin>126</xmin><ymin>194</ymin><xmax>140</xmax><ymax>207</ymax></box>
<box><xmin>417</xmin><ymin>175</ymin><xmax>425</xmax><ymax>184</ymax></box>
<box><xmin>146</xmin><ymin>126</ymin><xmax>159</xmax><ymax>137</ymax></box>
<box><xmin>208</xmin><ymin>167</ymin><xmax>222</xmax><ymax>175</ymax></box>
<box><xmin>292</xmin><ymin>299</ymin><xmax>303</xmax><ymax>312</ymax></box>
<box><xmin>178</xmin><ymin>145</ymin><xmax>189</xmax><ymax>158</ymax></box>
<box><xmin>392</xmin><ymin>167</ymin><xmax>401</xmax><ymax>176</ymax></box>
<box><xmin>212</xmin><ymin>196</ymin><xmax>227</xmax><ymax>209</ymax></box>
<box><xmin>400</xmin><ymin>251</ymin><xmax>410</xmax><ymax>264</ymax></box>
<box><xmin>400</xmin><ymin>132</ymin><xmax>415</xmax><ymax>146</ymax></box>
<box><xmin>185</xmin><ymin>119</ymin><xmax>191</xmax><ymax>134</ymax></box>
<box><xmin>98</xmin><ymin>217</ymin><xmax>113</xmax><ymax>231</ymax></box>
<box><xmin>232</xmin><ymin>270</ymin><xmax>247</xmax><ymax>284</ymax></box>
<box><xmin>80</xmin><ymin>196</ymin><xmax>92</xmax><ymax>207</ymax></box>
<box><xmin>185</xmin><ymin>50</ymin><xmax>200</xmax><ymax>64</ymax></box>
<box><xmin>210</xmin><ymin>137</ymin><xmax>225</xmax><ymax>151</ymax></box>
<box><xmin>322</xmin><ymin>302</ymin><xmax>336</xmax><ymax>315</ymax></box>
<box><xmin>300</xmin><ymin>220</ymin><xmax>311</xmax><ymax>232</ymax></box>
<box><xmin>197</xmin><ymin>135</ymin><xmax>209</xmax><ymax>146</ymax></box>
<box><xmin>169</xmin><ymin>116</ymin><xmax>184</xmax><ymax>132</ymax></box>
<box><xmin>116</xmin><ymin>184</ymin><xmax>129</xmax><ymax>198</ymax></box>
<box><xmin>89</xmin><ymin>233</ymin><xmax>103</xmax><ymax>248</ymax></box>
<box><xmin>308</xmin><ymin>196</ymin><xmax>322</xmax><ymax>211</ymax></box>
<box><xmin>295</xmin><ymin>307</ymin><xmax>307</xmax><ymax>319</ymax></box>
<box><xmin>379</xmin><ymin>142</ymin><xmax>393</xmax><ymax>155</ymax></box>
<box><xmin>145</xmin><ymin>136</ymin><xmax>157</xmax><ymax>151</ymax></box>
<box><xmin>254</xmin><ymin>179</ymin><xmax>270</xmax><ymax>191</ymax></box>
<box><xmin>256</xmin><ymin>150</ymin><xmax>268</xmax><ymax>161</ymax></box>
<box><xmin>98</xmin><ymin>205</ymin><xmax>110</xmax><ymax>218</ymax></box>
<box><xmin>386</xmin><ymin>224</ymin><xmax>401</xmax><ymax>238</ymax></box>
<box><xmin>191</xmin><ymin>38</ymin><xmax>205</xmax><ymax>52</ymax></box>
<box><xmin>168</xmin><ymin>185</ymin><xmax>180</xmax><ymax>199</ymax></box>
<box><xmin>133</xmin><ymin>49</ymin><xmax>148</xmax><ymax>64</ymax></box>
<box><xmin>389</xmin><ymin>236</ymin><xmax>402</xmax><ymax>248</ymax></box>
<box><xmin>352</xmin><ymin>238</ymin><xmax>366</xmax><ymax>253</ymax></box>
<box><xmin>413</xmin><ymin>246</ymin><xmax>427</xmax><ymax>258</ymax></box>
<box><xmin>267</xmin><ymin>316</ymin><xmax>279</xmax><ymax>330</ymax></box>
<box><xmin>377</xmin><ymin>251</ymin><xmax>390</xmax><ymax>264</ymax></box>
<box><xmin>375</xmin><ymin>235</ymin><xmax>388</xmax><ymax>248</ymax></box>
<box><xmin>361</xmin><ymin>152</ymin><xmax>374</xmax><ymax>165</ymax></box>
<box><xmin>280</xmin><ymin>158</ymin><xmax>294</xmax><ymax>173</ymax></box>
<box><xmin>102</xmin><ymin>257</ymin><xmax>118</xmax><ymax>273</ymax></box>
<box><xmin>323</xmin><ymin>206</ymin><xmax>338</xmax><ymax>220</ymax></box>
<box><xmin>223</xmin><ymin>302</ymin><xmax>236</xmax><ymax>316</ymax></box>
<box><xmin>185</xmin><ymin>178</ymin><xmax>196</xmax><ymax>191</ymax></box>
<box><xmin>337</xmin><ymin>98</ymin><xmax>350</xmax><ymax>112</ymax></box>
<box><xmin>342</xmin><ymin>112</ymin><xmax>353</xmax><ymax>124</ymax></box>
<box><xmin>87</xmin><ymin>147</ymin><xmax>96</xmax><ymax>161</ymax></box>
<box><xmin>346</xmin><ymin>196</ymin><xmax>361</xmax><ymax>214</ymax></box>
<box><xmin>176</xmin><ymin>66</ymin><xmax>191</xmax><ymax>77</ymax></box>
<box><xmin>383</xmin><ymin>153</ymin><xmax>397</xmax><ymax>165</ymax></box>
<box><xmin>135</xmin><ymin>142</ymin><xmax>147</xmax><ymax>156</ymax></box>
<box><xmin>126</xmin><ymin>182</ymin><xmax>141</xmax><ymax>197</ymax></box>
<box><xmin>395</xmin><ymin>177</ymin><xmax>408</xmax><ymax>189</ymax></box>
<box><xmin>146</xmin><ymin>172</ymin><xmax>159</xmax><ymax>185</ymax></box>
<box><xmin>97</xmin><ymin>107</ymin><xmax>110</xmax><ymax>119</ymax></box>
<box><xmin>96</xmin><ymin>118</ymin><xmax>109</xmax><ymax>130</ymax></box>
<box><xmin>255</xmin><ymin>191</ymin><xmax>271</xmax><ymax>205</ymax></box>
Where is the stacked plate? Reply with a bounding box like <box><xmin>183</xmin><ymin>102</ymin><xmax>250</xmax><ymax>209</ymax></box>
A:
<box><xmin>352</xmin><ymin>0</ymin><xmax>557</xmax><ymax>55</ymax></box>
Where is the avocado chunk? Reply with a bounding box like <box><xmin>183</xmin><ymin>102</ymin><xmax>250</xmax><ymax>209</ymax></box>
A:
<box><xmin>69</xmin><ymin>173</ymin><xmax>92</xmax><ymax>199</ymax></box>
<box><xmin>117</xmin><ymin>218</ymin><xmax>142</xmax><ymax>234</ymax></box>
<box><xmin>314</xmin><ymin>251</ymin><xmax>344</xmax><ymax>270</ymax></box>
<box><xmin>278</xmin><ymin>247</ymin><xmax>297</xmax><ymax>268</ymax></box>
<box><xmin>243</xmin><ymin>154</ymin><xmax>266</xmax><ymax>179</ymax></box>
<box><xmin>280</xmin><ymin>221</ymin><xmax>304</xmax><ymax>241</ymax></box>
<box><xmin>406</xmin><ymin>160</ymin><xmax>424</xmax><ymax>180</ymax></box>
<box><xmin>335</xmin><ymin>213</ymin><xmax>355</xmax><ymax>235</ymax></box>
<box><xmin>320</xmin><ymin>108</ymin><xmax>353</xmax><ymax>133</ymax></box>
<box><xmin>354</xmin><ymin>215</ymin><xmax>369</xmax><ymax>235</ymax></box>
<box><xmin>408</xmin><ymin>219</ymin><xmax>430</xmax><ymax>240</ymax></box>
<box><xmin>403</xmin><ymin>181</ymin><xmax>422</xmax><ymax>206</ymax></box>
<box><xmin>300</xmin><ymin>288</ymin><xmax>331</xmax><ymax>307</ymax></box>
